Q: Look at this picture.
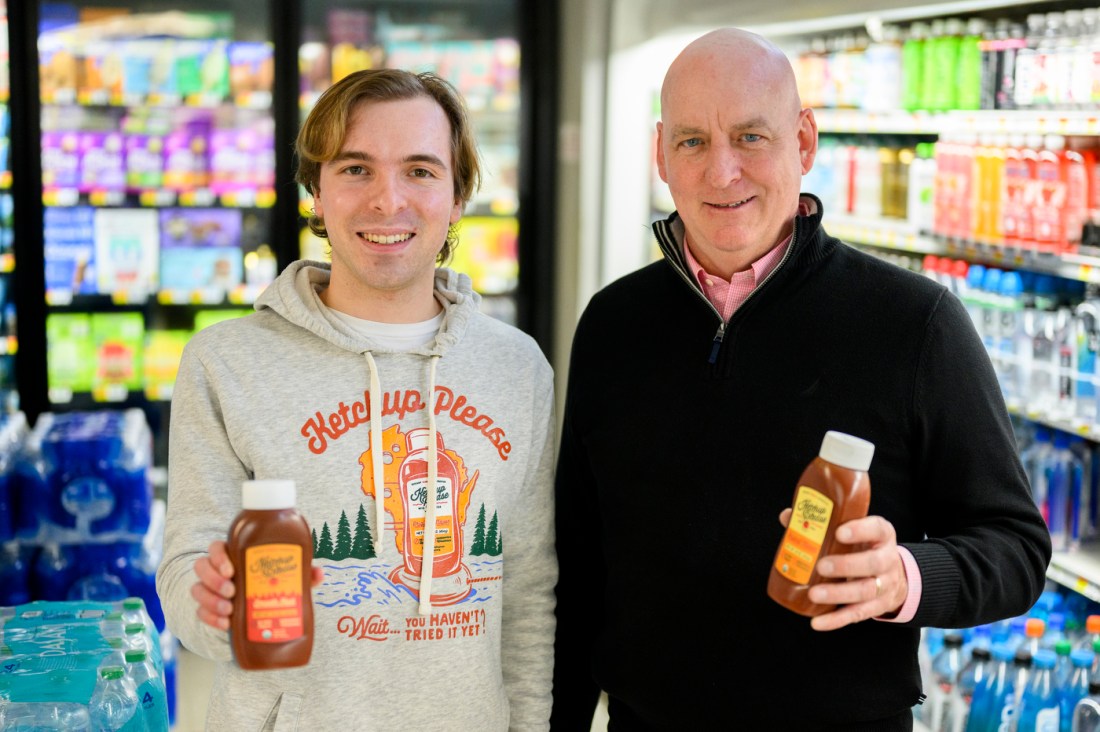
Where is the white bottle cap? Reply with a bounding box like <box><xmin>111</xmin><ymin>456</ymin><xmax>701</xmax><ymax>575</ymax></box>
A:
<box><xmin>819</xmin><ymin>431</ymin><xmax>875</xmax><ymax>472</ymax></box>
<box><xmin>242</xmin><ymin>479</ymin><xmax>296</xmax><ymax>510</ymax></box>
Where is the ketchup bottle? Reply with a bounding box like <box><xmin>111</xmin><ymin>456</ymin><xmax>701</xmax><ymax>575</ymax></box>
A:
<box><xmin>767</xmin><ymin>431</ymin><xmax>875</xmax><ymax>617</ymax></box>
<box><xmin>227</xmin><ymin>479</ymin><xmax>314</xmax><ymax>670</ymax></box>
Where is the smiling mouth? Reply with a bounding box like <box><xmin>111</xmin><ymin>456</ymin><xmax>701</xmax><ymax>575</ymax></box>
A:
<box><xmin>360</xmin><ymin>233</ymin><xmax>413</xmax><ymax>244</ymax></box>
<box><xmin>709</xmin><ymin>198</ymin><xmax>752</xmax><ymax>209</ymax></box>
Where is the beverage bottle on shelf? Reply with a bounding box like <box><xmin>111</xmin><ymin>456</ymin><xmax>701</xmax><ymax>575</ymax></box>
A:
<box><xmin>902</xmin><ymin>21</ymin><xmax>928</xmax><ymax>111</ymax></box>
<box><xmin>1027</xmin><ymin>277</ymin><xmax>1061</xmax><ymax>416</ymax></box>
<box><xmin>1013</xmin><ymin>14</ymin><xmax>1048</xmax><ymax>109</ymax></box>
<box><xmin>1063</xmin><ymin>649</ymin><xmax>1095</xmax><ymax>731</ymax></box>
<box><xmin>1034</xmin><ymin>137</ymin><xmax>1068</xmax><ymax>253</ymax></box>
<box><xmin>1074</xmin><ymin>299</ymin><xmax>1100</xmax><ymax>428</ymax></box>
<box><xmin>1054</xmin><ymin>305</ymin><xmax>1078</xmax><ymax>419</ymax></box>
<box><xmin>1021</xmin><ymin>427</ymin><xmax>1053</xmax><ymax>523</ymax></box>
<box><xmin>934</xmin><ymin>18</ymin><xmax>964</xmax><ymax>110</ymax></box>
<box><xmin>853</xmin><ymin>141</ymin><xmax>882</xmax><ymax>219</ymax></box>
<box><xmin>996</xmin><ymin>21</ymin><xmax>1028</xmax><ymax>110</ymax></box>
<box><xmin>908</xmin><ymin>141</ymin><xmax>937</xmax><ymax>234</ymax></box>
<box><xmin>30</xmin><ymin>542</ymin><xmax>75</xmax><ymax>600</ymax></box>
<box><xmin>950</xmin><ymin>260</ymin><xmax>971</xmax><ymax>300</ymax></box>
<box><xmin>1003</xmin><ymin>134</ymin><xmax>1036</xmax><ymax>249</ymax></box>
<box><xmin>950</xmin><ymin>644</ymin><xmax>993</xmax><ymax>732</ymax></box>
<box><xmin>0</xmin><ymin>541</ymin><xmax>30</xmax><ymax>606</ymax></box>
<box><xmin>863</xmin><ymin>24</ymin><xmax>902</xmax><ymax>112</ymax></box>
<box><xmin>1018</xmin><ymin>648</ymin><xmax>1059</xmax><ymax>731</ymax></box>
<box><xmin>979</xmin><ymin>267</ymin><xmax>1003</xmax><ymax>365</ymax></box>
<box><xmin>979</xmin><ymin>18</ymin><xmax>1006</xmax><ymax>111</ymax></box>
<box><xmin>125</xmin><ymin>648</ymin><xmax>170</xmax><ymax>730</ymax></box>
<box><xmin>1072</xmin><ymin>679</ymin><xmax>1100</xmax><ymax>732</ymax></box>
<box><xmin>1058</xmin><ymin>10</ymin><xmax>1083</xmax><ymax>109</ymax></box>
<box><xmin>1024</xmin><ymin>618</ymin><xmax>1048</xmax><ymax>656</ymax></box>
<box><xmin>1035</xmin><ymin>12</ymin><xmax>1067</xmax><ymax>109</ymax></box>
<box><xmin>929</xmin><ymin>631</ymin><xmax>967</xmax><ymax>730</ymax></box>
<box><xmin>955</xmin><ymin>135</ymin><xmax>977</xmax><ymax>240</ymax></box>
<box><xmin>1069</xmin><ymin>437</ymin><xmax>1098</xmax><ymax>544</ymax></box>
<box><xmin>997</xmin><ymin>271</ymin><xmax>1025</xmax><ymax>406</ymax></box>
<box><xmin>1070</xmin><ymin>9</ymin><xmax>1098</xmax><ymax>109</ymax></box>
<box><xmin>1063</xmin><ymin>138</ymin><xmax>1093</xmax><ymax>253</ymax></box>
<box><xmin>957</xmin><ymin>18</ymin><xmax>986</xmax><ymax>110</ymax></box>
<box><xmin>88</xmin><ymin>665</ymin><xmax>139</xmax><ymax>731</ymax></box>
<box><xmin>921</xmin><ymin>20</ymin><xmax>946</xmax><ymax>111</ymax></box>
<box><xmin>1053</xmin><ymin>639</ymin><xmax>1073</xmax><ymax>689</ymax></box>
<box><xmin>962</xmin><ymin>263</ymin><xmax>987</xmax><ymax>333</ymax></box>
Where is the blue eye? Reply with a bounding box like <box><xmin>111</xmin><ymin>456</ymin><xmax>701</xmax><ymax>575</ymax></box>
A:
<box><xmin>681</xmin><ymin>138</ymin><xmax>702</xmax><ymax>148</ymax></box>
<box><xmin>742</xmin><ymin>134</ymin><xmax>762</xmax><ymax>143</ymax></box>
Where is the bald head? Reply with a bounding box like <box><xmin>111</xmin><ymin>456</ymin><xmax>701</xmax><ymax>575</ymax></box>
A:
<box><xmin>661</xmin><ymin>28</ymin><xmax>802</xmax><ymax>121</ymax></box>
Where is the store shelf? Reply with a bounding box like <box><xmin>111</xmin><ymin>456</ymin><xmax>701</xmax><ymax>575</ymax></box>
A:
<box><xmin>828</xmin><ymin>213</ymin><xmax>1100</xmax><ymax>284</ymax></box>
<box><xmin>815</xmin><ymin>109</ymin><xmax>1100</xmax><ymax>138</ymax></box>
<box><xmin>1047</xmin><ymin>548</ymin><xmax>1100</xmax><ymax>603</ymax></box>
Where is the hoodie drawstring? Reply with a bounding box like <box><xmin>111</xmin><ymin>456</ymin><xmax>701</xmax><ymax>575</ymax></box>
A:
<box><xmin>419</xmin><ymin>355</ymin><xmax>441</xmax><ymax>616</ymax></box>
<box><xmin>365</xmin><ymin>352</ymin><xmax>385</xmax><ymax>555</ymax></box>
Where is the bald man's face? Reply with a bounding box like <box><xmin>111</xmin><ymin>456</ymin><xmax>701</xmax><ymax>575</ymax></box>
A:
<box><xmin>656</xmin><ymin>41</ymin><xmax>817</xmax><ymax>277</ymax></box>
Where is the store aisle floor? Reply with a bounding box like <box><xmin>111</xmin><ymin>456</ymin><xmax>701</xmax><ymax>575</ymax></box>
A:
<box><xmin>172</xmin><ymin>648</ymin><xmax>610</xmax><ymax>731</ymax></box>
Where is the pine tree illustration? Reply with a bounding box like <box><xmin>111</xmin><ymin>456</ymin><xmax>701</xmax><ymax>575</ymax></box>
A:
<box><xmin>485</xmin><ymin>511</ymin><xmax>501</xmax><ymax>557</ymax></box>
<box><xmin>494</xmin><ymin>530</ymin><xmax>502</xmax><ymax>556</ymax></box>
<box><xmin>316</xmin><ymin>523</ymin><xmax>334</xmax><ymax>559</ymax></box>
<box><xmin>333</xmin><ymin>510</ymin><xmax>352</xmax><ymax>560</ymax></box>
<box><xmin>350</xmin><ymin>504</ymin><xmax>375</xmax><ymax>559</ymax></box>
<box><xmin>312</xmin><ymin>528</ymin><xmax>318</xmax><ymax>556</ymax></box>
<box><xmin>470</xmin><ymin>504</ymin><xmax>487</xmax><ymax>555</ymax></box>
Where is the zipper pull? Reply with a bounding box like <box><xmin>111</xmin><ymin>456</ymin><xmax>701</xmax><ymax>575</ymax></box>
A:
<box><xmin>708</xmin><ymin>323</ymin><xmax>725</xmax><ymax>364</ymax></box>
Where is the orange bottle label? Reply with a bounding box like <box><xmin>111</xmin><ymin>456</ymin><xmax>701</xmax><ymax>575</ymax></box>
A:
<box><xmin>774</xmin><ymin>486</ymin><xmax>834</xmax><ymax>584</ymax></box>
<box><xmin>244</xmin><ymin>544</ymin><xmax>304</xmax><ymax>643</ymax></box>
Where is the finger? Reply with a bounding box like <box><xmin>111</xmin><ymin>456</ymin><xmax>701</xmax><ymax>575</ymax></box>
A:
<box><xmin>833</xmin><ymin>515</ymin><xmax>896</xmax><ymax>546</ymax></box>
<box><xmin>191</xmin><ymin>582</ymin><xmax>232</xmax><ymax>631</ymax></box>
<box><xmin>811</xmin><ymin>598</ymin><xmax>884</xmax><ymax>632</ymax></box>
<box><xmin>207</xmin><ymin>540</ymin><xmax>234</xmax><ymax>579</ymax></box>
<box><xmin>778</xmin><ymin>508</ymin><xmax>792</xmax><ymax>528</ymax></box>
<box><xmin>194</xmin><ymin>556</ymin><xmax>235</xmax><ymax>598</ymax></box>
<box><xmin>815</xmin><ymin>544</ymin><xmax>895</xmax><ymax>580</ymax></box>
<box><xmin>808</xmin><ymin>575</ymin><xmax>883</xmax><ymax>607</ymax></box>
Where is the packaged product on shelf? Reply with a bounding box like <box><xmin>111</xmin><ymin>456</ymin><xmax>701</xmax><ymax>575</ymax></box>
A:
<box><xmin>41</xmin><ymin>130</ymin><xmax>81</xmax><ymax>193</ymax></box>
<box><xmin>77</xmin><ymin>39</ymin><xmax>123</xmax><ymax>106</ymax></box>
<box><xmin>44</xmin><ymin>206</ymin><xmax>97</xmax><ymax>298</ymax></box>
<box><xmin>157</xmin><ymin>208</ymin><xmax>243</xmax><ymax>296</ymax></box>
<box><xmin>93</xmin><ymin>208</ymin><xmax>159</xmax><ymax>300</ymax></box>
<box><xmin>0</xmin><ymin>411</ymin><xmax>28</xmax><ymax>544</ymax></box>
<box><xmin>45</xmin><ymin>313</ymin><xmax>95</xmax><ymax>401</ymax></box>
<box><xmin>91</xmin><ymin>312</ymin><xmax>145</xmax><ymax>400</ymax></box>
<box><xmin>122</xmin><ymin>133</ymin><xmax>165</xmax><ymax>194</ymax></box>
<box><xmin>142</xmin><ymin>330</ymin><xmax>190</xmax><ymax>401</ymax></box>
<box><xmin>228</xmin><ymin>41</ymin><xmax>274</xmax><ymax>105</ymax></box>
<box><xmin>162</xmin><ymin>117</ymin><xmax>212</xmax><ymax>195</ymax></box>
<box><xmin>0</xmin><ymin>599</ymin><xmax>170</xmax><ymax>732</ymax></box>
<box><xmin>77</xmin><ymin>131</ymin><xmax>126</xmax><ymax>197</ymax></box>
<box><xmin>11</xmin><ymin>409</ymin><xmax>152</xmax><ymax>544</ymax></box>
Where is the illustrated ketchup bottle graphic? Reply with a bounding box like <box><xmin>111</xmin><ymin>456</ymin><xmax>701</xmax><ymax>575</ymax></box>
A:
<box><xmin>399</xmin><ymin>428</ymin><xmax>462</xmax><ymax>577</ymax></box>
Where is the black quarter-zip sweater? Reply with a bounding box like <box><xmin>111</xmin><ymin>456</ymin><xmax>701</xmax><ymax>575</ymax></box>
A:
<box><xmin>550</xmin><ymin>196</ymin><xmax>1052</xmax><ymax>731</ymax></box>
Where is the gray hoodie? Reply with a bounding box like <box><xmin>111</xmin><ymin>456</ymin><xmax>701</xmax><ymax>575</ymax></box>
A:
<box><xmin>156</xmin><ymin>261</ymin><xmax>557</xmax><ymax>731</ymax></box>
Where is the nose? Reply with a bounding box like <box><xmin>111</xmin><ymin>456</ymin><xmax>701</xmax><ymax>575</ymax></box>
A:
<box><xmin>705</xmin><ymin>140</ymin><xmax>742</xmax><ymax>188</ymax></box>
<box><xmin>370</xmin><ymin>172</ymin><xmax>408</xmax><ymax>216</ymax></box>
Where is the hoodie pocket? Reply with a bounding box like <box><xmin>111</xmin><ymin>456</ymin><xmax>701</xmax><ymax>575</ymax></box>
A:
<box><xmin>259</xmin><ymin>692</ymin><xmax>303</xmax><ymax>732</ymax></box>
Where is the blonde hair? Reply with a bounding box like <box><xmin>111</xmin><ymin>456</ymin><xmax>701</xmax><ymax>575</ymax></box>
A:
<box><xmin>295</xmin><ymin>69</ymin><xmax>482</xmax><ymax>263</ymax></box>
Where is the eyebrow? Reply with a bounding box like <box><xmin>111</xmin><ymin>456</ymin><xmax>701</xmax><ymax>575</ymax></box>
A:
<box><xmin>330</xmin><ymin>151</ymin><xmax>449</xmax><ymax>168</ymax></box>
<box><xmin>670</xmin><ymin>116</ymin><xmax>773</xmax><ymax>137</ymax></box>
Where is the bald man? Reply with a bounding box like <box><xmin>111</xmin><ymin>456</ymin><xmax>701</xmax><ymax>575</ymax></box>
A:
<box><xmin>551</xmin><ymin>28</ymin><xmax>1049</xmax><ymax>731</ymax></box>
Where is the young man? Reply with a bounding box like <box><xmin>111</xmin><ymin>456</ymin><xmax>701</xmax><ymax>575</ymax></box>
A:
<box><xmin>156</xmin><ymin>69</ymin><xmax>556</xmax><ymax>731</ymax></box>
<box><xmin>551</xmin><ymin>28</ymin><xmax>1050</xmax><ymax>731</ymax></box>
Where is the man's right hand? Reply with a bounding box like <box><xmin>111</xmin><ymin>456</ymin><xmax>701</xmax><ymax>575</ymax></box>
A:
<box><xmin>191</xmin><ymin>540</ymin><xmax>235</xmax><ymax>631</ymax></box>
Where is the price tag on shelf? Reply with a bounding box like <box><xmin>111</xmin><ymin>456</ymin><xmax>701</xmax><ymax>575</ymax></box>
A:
<box><xmin>157</xmin><ymin>289</ymin><xmax>189</xmax><ymax>305</ymax></box>
<box><xmin>45</xmin><ymin>289</ymin><xmax>74</xmax><ymax>306</ymax></box>
<box><xmin>0</xmin><ymin>253</ymin><xmax>14</xmax><ymax>273</ymax></box>
<box><xmin>139</xmin><ymin>190</ymin><xmax>177</xmax><ymax>207</ymax></box>
<box><xmin>4</xmin><ymin>336</ymin><xmax>15</xmax><ymax>355</ymax></box>
<box><xmin>93</xmin><ymin>384</ymin><xmax>129</xmax><ymax>403</ymax></box>
<box><xmin>180</xmin><ymin>189</ymin><xmax>216</xmax><ymax>207</ymax></box>
<box><xmin>48</xmin><ymin>387</ymin><xmax>74</xmax><ymax>404</ymax></box>
<box><xmin>256</xmin><ymin>189</ymin><xmax>277</xmax><ymax>208</ymax></box>
<box><xmin>89</xmin><ymin>190</ymin><xmax>125</xmax><ymax>207</ymax></box>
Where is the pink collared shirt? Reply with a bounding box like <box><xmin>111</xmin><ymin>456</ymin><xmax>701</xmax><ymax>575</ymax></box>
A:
<box><xmin>682</xmin><ymin>213</ymin><xmax>921</xmax><ymax>624</ymax></box>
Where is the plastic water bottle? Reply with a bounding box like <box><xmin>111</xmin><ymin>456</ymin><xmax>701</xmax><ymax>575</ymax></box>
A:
<box><xmin>125</xmin><ymin>648</ymin><xmax>169</xmax><ymax>731</ymax></box>
<box><xmin>0</xmin><ymin>541</ymin><xmax>30</xmax><ymax>606</ymax></box>
<box><xmin>999</xmin><ymin>270</ymin><xmax>1026</xmax><ymax>405</ymax></box>
<box><xmin>0</xmin><ymin>701</ymin><xmax>93</xmax><ymax>730</ymax></box>
<box><xmin>968</xmin><ymin>642</ymin><xmax>1017</xmax><ymax>731</ymax></box>
<box><xmin>931</xmin><ymin>632</ymin><xmax>967</xmax><ymax>729</ymax></box>
<box><xmin>1022</xmin><ymin>429</ymin><xmax>1054</xmax><ymax>524</ymax></box>
<box><xmin>1018</xmin><ymin>648</ymin><xmax>1059</xmax><ymax>731</ymax></box>
<box><xmin>1077</xmin><ymin>616</ymin><xmax>1100</xmax><ymax>652</ymax></box>
<box><xmin>950</xmin><ymin>644</ymin><xmax>993</xmax><ymax>732</ymax></box>
<box><xmin>1054</xmin><ymin>639</ymin><xmax>1074</xmax><ymax>689</ymax></box>
<box><xmin>1063</xmin><ymin>649</ymin><xmax>1095</xmax><ymax>731</ymax></box>
<box><xmin>1072</xmin><ymin>679</ymin><xmax>1100</xmax><ymax>732</ymax></box>
<box><xmin>88</xmin><ymin>665</ymin><xmax>138</xmax><ymax>731</ymax></box>
<box><xmin>1074</xmin><ymin>300</ymin><xmax>1100</xmax><ymax>427</ymax></box>
<box><xmin>1049</xmin><ymin>433</ymin><xmax>1085</xmax><ymax>552</ymax></box>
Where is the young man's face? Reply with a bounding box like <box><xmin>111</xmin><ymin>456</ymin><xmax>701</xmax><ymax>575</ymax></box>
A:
<box><xmin>313</xmin><ymin>96</ymin><xmax>462</xmax><ymax>317</ymax></box>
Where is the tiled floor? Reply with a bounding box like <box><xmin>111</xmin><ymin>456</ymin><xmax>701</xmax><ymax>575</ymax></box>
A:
<box><xmin>172</xmin><ymin>647</ymin><xmax>610</xmax><ymax>731</ymax></box>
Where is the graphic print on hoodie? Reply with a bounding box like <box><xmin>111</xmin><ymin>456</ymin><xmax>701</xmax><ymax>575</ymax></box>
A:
<box><xmin>301</xmin><ymin>385</ymin><xmax>510</xmax><ymax>642</ymax></box>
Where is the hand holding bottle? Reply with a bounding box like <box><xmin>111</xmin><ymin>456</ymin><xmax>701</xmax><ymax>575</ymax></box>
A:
<box><xmin>776</xmin><ymin>510</ymin><xmax>909</xmax><ymax>631</ymax></box>
<box><xmin>191</xmin><ymin>539</ymin><xmax>324</xmax><ymax>631</ymax></box>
